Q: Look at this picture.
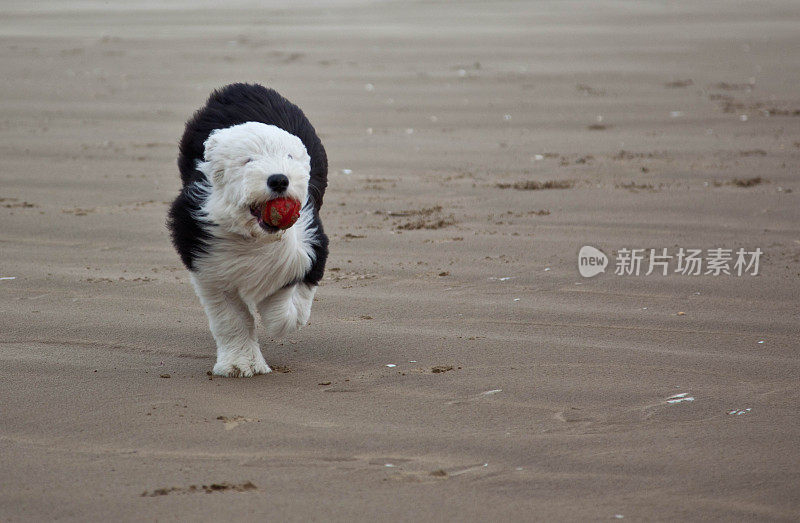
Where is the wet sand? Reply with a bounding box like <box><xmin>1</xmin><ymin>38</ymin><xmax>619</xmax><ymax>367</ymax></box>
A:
<box><xmin>1</xmin><ymin>1</ymin><xmax>799</xmax><ymax>520</ymax></box>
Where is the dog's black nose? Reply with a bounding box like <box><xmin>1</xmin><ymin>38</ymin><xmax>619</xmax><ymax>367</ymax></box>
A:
<box><xmin>267</xmin><ymin>174</ymin><xmax>289</xmax><ymax>192</ymax></box>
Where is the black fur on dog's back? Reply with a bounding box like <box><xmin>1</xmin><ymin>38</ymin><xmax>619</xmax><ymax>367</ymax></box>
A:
<box><xmin>168</xmin><ymin>83</ymin><xmax>328</xmax><ymax>278</ymax></box>
<box><xmin>177</xmin><ymin>83</ymin><xmax>328</xmax><ymax>210</ymax></box>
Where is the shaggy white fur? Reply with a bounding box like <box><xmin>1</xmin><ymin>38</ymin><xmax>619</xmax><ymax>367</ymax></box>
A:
<box><xmin>188</xmin><ymin>122</ymin><xmax>321</xmax><ymax>377</ymax></box>
<box><xmin>199</xmin><ymin>122</ymin><xmax>311</xmax><ymax>238</ymax></box>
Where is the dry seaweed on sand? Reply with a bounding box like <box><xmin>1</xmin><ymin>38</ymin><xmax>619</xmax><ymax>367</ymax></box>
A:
<box><xmin>730</xmin><ymin>176</ymin><xmax>764</xmax><ymax>187</ymax></box>
<box><xmin>495</xmin><ymin>180</ymin><xmax>574</xmax><ymax>191</ymax></box>
<box><xmin>713</xmin><ymin>177</ymin><xmax>765</xmax><ymax>188</ymax></box>
<box><xmin>395</xmin><ymin>216</ymin><xmax>456</xmax><ymax>230</ymax></box>
<box><xmin>376</xmin><ymin>205</ymin><xmax>442</xmax><ymax>217</ymax></box>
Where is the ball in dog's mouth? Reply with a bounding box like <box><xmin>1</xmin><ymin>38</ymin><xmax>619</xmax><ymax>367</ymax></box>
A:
<box><xmin>250</xmin><ymin>197</ymin><xmax>301</xmax><ymax>231</ymax></box>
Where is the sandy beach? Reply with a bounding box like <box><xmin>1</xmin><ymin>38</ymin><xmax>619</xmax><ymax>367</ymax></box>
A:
<box><xmin>1</xmin><ymin>1</ymin><xmax>799</xmax><ymax>520</ymax></box>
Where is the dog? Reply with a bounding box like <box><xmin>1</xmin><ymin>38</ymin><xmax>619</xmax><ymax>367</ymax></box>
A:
<box><xmin>168</xmin><ymin>83</ymin><xmax>328</xmax><ymax>377</ymax></box>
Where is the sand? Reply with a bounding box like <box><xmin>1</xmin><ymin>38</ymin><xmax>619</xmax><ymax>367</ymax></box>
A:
<box><xmin>1</xmin><ymin>1</ymin><xmax>799</xmax><ymax>520</ymax></box>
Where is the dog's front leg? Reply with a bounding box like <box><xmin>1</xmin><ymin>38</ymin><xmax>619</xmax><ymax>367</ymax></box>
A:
<box><xmin>257</xmin><ymin>283</ymin><xmax>317</xmax><ymax>339</ymax></box>
<box><xmin>190</xmin><ymin>276</ymin><xmax>271</xmax><ymax>377</ymax></box>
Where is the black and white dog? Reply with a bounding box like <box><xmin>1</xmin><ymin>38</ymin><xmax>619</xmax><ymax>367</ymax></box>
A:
<box><xmin>168</xmin><ymin>83</ymin><xmax>328</xmax><ymax>377</ymax></box>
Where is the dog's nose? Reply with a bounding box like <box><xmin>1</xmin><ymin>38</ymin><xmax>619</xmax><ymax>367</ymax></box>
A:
<box><xmin>267</xmin><ymin>174</ymin><xmax>289</xmax><ymax>192</ymax></box>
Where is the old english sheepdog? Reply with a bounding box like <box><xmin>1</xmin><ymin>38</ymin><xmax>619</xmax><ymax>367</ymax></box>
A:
<box><xmin>168</xmin><ymin>83</ymin><xmax>328</xmax><ymax>377</ymax></box>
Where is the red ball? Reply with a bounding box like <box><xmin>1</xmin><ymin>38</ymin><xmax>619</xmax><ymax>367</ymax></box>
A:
<box><xmin>262</xmin><ymin>197</ymin><xmax>301</xmax><ymax>229</ymax></box>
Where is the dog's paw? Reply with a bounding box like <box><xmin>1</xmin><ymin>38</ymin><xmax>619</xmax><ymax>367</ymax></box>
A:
<box><xmin>213</xmin><ymin>360</ymin><xmax>254</xmax><ymax>378</ymax></box>
<box><xmin>251</xmin><ymin>359</ymin><xmax>272</xmax><ymax>375</ymax></box>
<box><xmin>251</xmin><ymin>353</ymin><xmax>272</xmax><ymax>375</ymax></box>
<box><xmin>212</xmin><ymin>356</ymin><xmax>272</xmax><ymax>378</ymax></box>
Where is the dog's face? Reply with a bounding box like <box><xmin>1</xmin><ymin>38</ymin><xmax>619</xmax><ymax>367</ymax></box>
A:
<box><xmin>199</xmin><ymin>122</ymin><xmax>310</xmax><ymax>237</ymax></box>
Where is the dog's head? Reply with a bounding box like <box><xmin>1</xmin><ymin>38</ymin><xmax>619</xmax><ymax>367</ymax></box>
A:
<box><xmin>198</xmin><ymin>122</ymin><xmax>310</xmax><ymax>237</ymax></box>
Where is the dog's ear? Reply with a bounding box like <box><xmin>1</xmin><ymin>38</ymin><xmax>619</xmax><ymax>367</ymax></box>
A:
<box><xmin>203</xmin><ymin>130</ymin><xmax>225</xmax><ymax>184</ymax></box>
